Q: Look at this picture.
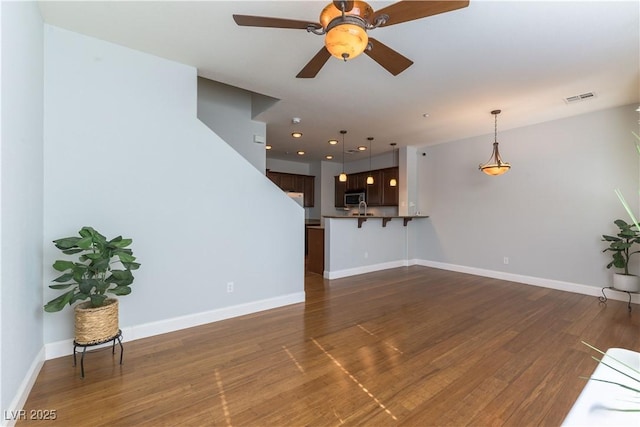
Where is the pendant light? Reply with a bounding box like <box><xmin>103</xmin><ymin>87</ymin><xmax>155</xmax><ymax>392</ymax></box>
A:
<box><xmin>339</xmin><ymin>130</ymin><xmax>347</xmax><ymax>182</ymax></box>
<box><xmin>389</xmin><ymin>143</ymin><xmax>397</xmax><ymax>187</ymax></box>
<box><xmin>479</xmin><ymin>109</ymin><xmax>511</xmax><ymax>176</ymax></box>
<box><xmin>366</xmin><ymin>137</ymin><xmax>374</xmax><ymax>185</ymax></box>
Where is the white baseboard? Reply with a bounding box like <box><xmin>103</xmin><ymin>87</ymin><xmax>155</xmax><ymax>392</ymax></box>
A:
<box><xmin>417</xmin><ymin>259</ymin><xmax>640</xmax><ymax>304</ymax></box>
<box><xmin>45</xmin><ymin>291</ymin><xmax>305</xmax><ymax>360</ymax></box>
<box><xmin>1</xmin><ymin>348</ymin><xmax>45</xmax><ymax>427</ymax></box>
<box><xmin>324</xmin><ymin>259</ymin><xmax>416</xmax><ymax>279</ymax></box>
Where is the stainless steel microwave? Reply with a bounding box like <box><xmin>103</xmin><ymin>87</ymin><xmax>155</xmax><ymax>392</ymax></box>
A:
<box><xmin>345</xmin><ymin>191</ymin><xmax>366</xmax><ymax>206</ymax></box>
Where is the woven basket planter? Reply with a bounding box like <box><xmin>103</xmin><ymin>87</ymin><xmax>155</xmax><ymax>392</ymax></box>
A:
<box><xmin>74</xmin><ymin>298</ymin><xmax>119</xmax><ymax>345</ymax></box>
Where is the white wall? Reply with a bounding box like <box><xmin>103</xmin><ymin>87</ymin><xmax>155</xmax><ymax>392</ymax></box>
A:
<box><xmin>1</xmin><ymin>0</ymin><xmax>44</xmax><ymax>416</ymax></box>
<box><xmin>42</xmin><ymin>26</ymin><xmax>304</xmax><ymax>344</ymax></box>
<box><xmin>415</xmin><ymin>105</ymin><xmax>640</xmax><ymax>288</ymax></box>
<box><xmin>266</xmin><ymin>158</ymin><xmax>312</xmax><ymax>175</ymax></box>
<box><xmin>197</xmin><ymin>77</ymin><xmax>267</xmax><ymax>173</ymax></box>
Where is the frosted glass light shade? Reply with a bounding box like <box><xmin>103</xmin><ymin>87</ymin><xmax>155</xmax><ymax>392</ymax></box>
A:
<box><xmin>339</xmin><ymin>172</ymin><xmax>347</xmax><ymax>182</ymax></box>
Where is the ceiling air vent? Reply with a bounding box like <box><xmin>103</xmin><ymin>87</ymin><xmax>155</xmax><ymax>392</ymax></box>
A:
<box><xmin>564</xmin><ymin>92</ymin><xmax>596</xmax><ymax>104</ymax></box>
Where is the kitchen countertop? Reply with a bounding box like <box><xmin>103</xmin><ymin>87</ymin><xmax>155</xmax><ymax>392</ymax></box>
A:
<box><xmin>323</xmin><ymin>215</ymin><xmax>429</xmax><ymax>228</ymax></box>
<box><xmin>323</xmin><ymin>215</ymin><xmax>428</xmax><ymax>219</ymax></box>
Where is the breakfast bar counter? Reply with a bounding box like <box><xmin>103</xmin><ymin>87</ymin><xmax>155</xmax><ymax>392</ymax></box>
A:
<box><xmin>322</xmin><ymin>215</ymin><xmax>430</xmax><ymax>279</ymax></box>
<box><xmin>323</xmin><ymin>215</ymin><xmax>429</xmax><ymax>228</ymax></box>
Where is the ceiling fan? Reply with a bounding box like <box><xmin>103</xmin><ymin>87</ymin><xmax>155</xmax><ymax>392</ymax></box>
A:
<box><xmin>233</xmin><ymin>1</ymin><xmax>470</xmax><ymax>78</ymax></box>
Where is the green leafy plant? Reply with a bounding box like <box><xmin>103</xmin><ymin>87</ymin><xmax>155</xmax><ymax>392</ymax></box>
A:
<box><xmin>44</xmin><ymin>226</ymin><xmax>140</xmax><ymax>312</ymax></box>
<box><xmin>602</xmin><ymin>219</ymin><xmax>640</xmax><ymax>275</ymax></box>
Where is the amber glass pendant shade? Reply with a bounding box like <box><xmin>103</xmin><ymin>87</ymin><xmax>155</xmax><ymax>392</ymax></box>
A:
<box><xmin>325</xmin><ymin>24</ymin><xmax>368</xmax><ymax>60</ymax></box>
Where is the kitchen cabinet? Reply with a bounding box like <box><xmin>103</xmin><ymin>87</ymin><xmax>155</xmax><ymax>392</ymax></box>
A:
<box><xmin>303</xmin><ymin>176</ymin><xmax>314</xmax><ymax>207</ymax></box>
<box><xmin>334</xmin><ymin>167</ymin><xmax>398</xmax><ymax>207</ymax></box>
<box><xmin>381</xmin><ymin>167</ymin><xmax>399</xmax><ymax>206</ymax></box>
<box><xmin>279</xmin><ymin>174</ymin><xmax>296</xmax><ymax>192</ymax></box>
<box><xmin>307</xmin><ymin>227</ymin><xmax>324</xmax><ymax>275</ymax></box>
<box><xmin>346</xmin><ymin>173</ymin><xmax>366</xmax><ymax>191</ymax></box>
<box><xmin>267</xmin><ymin>170</ymin><xmax>315</xmax><ymax>207</ymax></box>
<box><xmin>365</xmin><ymin>170</ymin><xmax>381</xmax><ymax>206</ymax></box>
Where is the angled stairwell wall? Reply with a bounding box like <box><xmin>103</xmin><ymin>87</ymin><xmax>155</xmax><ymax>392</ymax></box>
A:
<box><xmin>43</xmin><ymin>24</ymin><xmax>305</xmax><ymax>351</ymax></box>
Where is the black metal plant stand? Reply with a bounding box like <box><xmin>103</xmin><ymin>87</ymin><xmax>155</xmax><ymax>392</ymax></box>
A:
<box><xmin>73</xmin><ymin>329</ymin><xmax>123</xmax><ymax>378</ymax></box>
<box><xmin>599</xmin><ymin>287</ymin><xmax>638</xmax><ymax>313</ymax></box>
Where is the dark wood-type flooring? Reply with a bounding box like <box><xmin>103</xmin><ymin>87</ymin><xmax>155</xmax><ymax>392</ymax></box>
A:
<box><xmin>19</xmin><ymin>266</ymin><xmax>640</xmax><ymax>426</ymax></box>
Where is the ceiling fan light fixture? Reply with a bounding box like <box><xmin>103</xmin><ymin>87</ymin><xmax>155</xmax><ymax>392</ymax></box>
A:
<box><xmin>479</xmin><ymin>110</ymin><xmax>511</xmax><ymax>176</ymax></box>
<box><xmin>320</xmin><ymin>1</ymin><xmax>372</xmax><ymax>61</ymax></box>
<box><xmin>235</xmin><ymin>1</ymin><xmax>469</xmax><ymax>78</ymax></box>
<box><xmin>325</xmin><ymin>23</ymin><xmax>368</xmax><ymax>60</ymax></box>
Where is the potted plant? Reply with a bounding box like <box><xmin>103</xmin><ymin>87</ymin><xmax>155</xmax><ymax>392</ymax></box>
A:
<box><xmin>44</xmin><ymin>226</ymin><xmax>140</xmax><ymax>344</ymax></box>
<box><xmin>602</xmin><ymin>219</ymin><xmax>640</xmax><ymax>292</ymax></box>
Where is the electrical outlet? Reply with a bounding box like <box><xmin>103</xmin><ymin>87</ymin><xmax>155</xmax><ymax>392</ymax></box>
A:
<box><xmin>503</xmin><ymin>257</ymin><xmax>509</xmax><ymax>265</ymax></box>
<box><xmin>227</xmin><ymin>282</ymin><xmax>234</xmax><ymax>293</ymax></box>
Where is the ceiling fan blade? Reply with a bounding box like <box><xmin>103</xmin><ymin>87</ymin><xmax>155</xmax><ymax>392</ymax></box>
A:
<box><xmin>233</xmin><ymin>14</ymin><xmax>321</xmax><ymax>30</ymax></box>
<box><xmin>373</xmin><ymin>1</ymin><xmax>469</xmax><ymax>27</ymax></box>
<box><xmin>365</xmin><ymin>38</ymin><xmax>413</xmax><ymax>76</ymax></box>
<box><xmin>333</xmin><ymin>1</ymin><xmax>355</xmax><ymax>12</ymax></box>
<box><xmin>296</xmin><ymin>47</ymin><xmax>332</xmax><ymax>78</ymax></box>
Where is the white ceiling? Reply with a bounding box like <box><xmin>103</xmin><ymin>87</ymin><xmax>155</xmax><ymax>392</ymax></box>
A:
<box><xmin>38</xmin><ymin>0</ymin><xmax>640</xmax><ymax>163</ymax></box>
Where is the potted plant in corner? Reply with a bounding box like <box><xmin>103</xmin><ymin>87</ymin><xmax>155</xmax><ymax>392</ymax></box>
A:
<box><xmin>602</xmin><ymin>219</ymin><xmax>640</xmax><ymax>292</ymax></box>
<box><xmin>44</xmin><ymin>226</ymin><xmax>140</xmax><ymax>344</ymax></box>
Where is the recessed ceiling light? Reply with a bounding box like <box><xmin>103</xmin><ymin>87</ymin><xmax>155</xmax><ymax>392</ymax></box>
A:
<box><xmin>265</xmin><ymin>145</ymin><xmax>272</xmax><ymax>150</ymax></box>
<box><xmin>357</xmin><ymin>145</ymin><xmax>367</xmax><ymax>151</ymax></box>
<box><xmin>328</xmin><ymin>139</ymin><xmax>338</xmax><ymax>145</ymax></box>
<box><xmin>297</xmin><ymin>150</ymin><xmax>305</xmax><ymax>155</ymax></box>
<box><xmin>325</xmin><ymin>155</ymin><xmax>333</xmax><ymax>160</ymax></box>
<box><xmin>292</xmin><ymin>132</ymin><xmax>303</xmax><ymax>138</ymax></box>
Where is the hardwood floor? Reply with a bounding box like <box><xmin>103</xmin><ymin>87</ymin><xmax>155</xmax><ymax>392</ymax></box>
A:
<box><xmin>19</xmin><ymin>266</ymin><xmax>640</xmax><ymax>426</ymax></box>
